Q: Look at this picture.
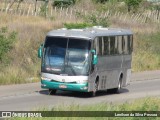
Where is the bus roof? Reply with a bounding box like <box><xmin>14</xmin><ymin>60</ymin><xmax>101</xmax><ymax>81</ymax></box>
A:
<box><xmin>47</xmin><ymin>26</ymin><xmax>133</xmax><ymax>40</ymax></box>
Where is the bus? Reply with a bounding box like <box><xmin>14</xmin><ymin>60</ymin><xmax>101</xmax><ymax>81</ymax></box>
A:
<box><xmin>38</xmin><ymin>26</ymin><xmax>133</xmax><ymax>97</ymax></box>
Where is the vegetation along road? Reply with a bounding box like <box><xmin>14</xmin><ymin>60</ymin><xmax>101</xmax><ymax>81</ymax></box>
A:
<box><xmin>0</xmin><ymin>70</ymin><xmax>160</xmax><ymax>111</ymax></box>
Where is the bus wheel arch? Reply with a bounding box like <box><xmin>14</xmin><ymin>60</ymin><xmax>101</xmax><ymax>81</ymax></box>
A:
<box><xmin>95</xmin><ymin>76</ymin><xmax>99</xmax><ymax>91</ymax></box>
<box><xmin>95</xmin><ymin>76</ymin><xmax>99</xmax><ymax>84</ymax></box>
<box><xmin>109</xmin><ymin>73</ymin><xmax>123</xmax><ymax>94</ymax></box>
<box><xmin>89</xmin><ymin>76</ymin><xmax>99</xmax><ymax>97</ymax></box>
<box><xmin>116</xmin><ymin>73</ymin><xmax>123</xmax><ymax>93</ymax></box>
<box><xmin>119</xmin><ymin>73</ymin><xmax>123</xmax><ymax>85</ymax></box>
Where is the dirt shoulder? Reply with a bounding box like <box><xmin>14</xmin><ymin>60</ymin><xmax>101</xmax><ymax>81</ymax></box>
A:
<box><xmin>131</xmin><ymin>70</ymin><xmax>160</xmax><ymax>81</ymax></box>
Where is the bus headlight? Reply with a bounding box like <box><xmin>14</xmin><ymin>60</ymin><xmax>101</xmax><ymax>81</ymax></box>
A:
<box><xmin>41</xmin><ymin>77</ymin><xmax>52</xmax><ymax>81</ymax></box>
<box><xmin>77</xmin><ymin>80</ymin><xmax>88</xmax><ymax>84</ymax></box>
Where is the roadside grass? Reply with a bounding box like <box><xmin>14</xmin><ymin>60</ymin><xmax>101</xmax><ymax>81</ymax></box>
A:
<box><xmin>132</xmin><ymin>32</ymin><xmax>160</xmax><ymax>72</ymax></box>
<box><xmin>0</xmin><ymin>13</ymin><xmax>54</xmax><ymax>85</ymax></box>
<box><xmin>9</xmin><ymin>97</ymin><xmax>160</xmax><ymax>120</ymax></box>
<box><xmin>0</xmin><ymin>65</ymin><xmax>40</xmax><ymax>85</ymax></box>
<box><xmin>37</xmin><ymin>97</ymin><xmax>160</xmax><ymax>111</ymax></box>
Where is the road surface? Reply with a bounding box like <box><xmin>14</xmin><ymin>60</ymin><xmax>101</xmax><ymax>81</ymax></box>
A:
<box><xmin>0</xmin><ymin>70</ymin><xmax>160</xmax><ymax>111</ymax></box>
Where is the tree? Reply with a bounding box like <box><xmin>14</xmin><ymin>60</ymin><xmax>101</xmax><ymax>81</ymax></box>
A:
<box><xmin>124</xmin><ymin>0</ymin><xmax>143</xmax><ymax>12</ymax></box>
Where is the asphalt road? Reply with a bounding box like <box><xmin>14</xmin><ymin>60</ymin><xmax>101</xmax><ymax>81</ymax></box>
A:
<box><xmin>0</xmin><ymin>70</ymin><xmax>160</xmax><ymax>111</ymax></box>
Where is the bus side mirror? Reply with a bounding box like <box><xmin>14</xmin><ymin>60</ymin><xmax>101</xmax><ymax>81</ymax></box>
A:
<box><xmin>91</xmin><ymin>49</ymin><xmax>98</xmax><ymax>65</ymax></box>
<box><xmin>38</xmin><ymin>44</ymin><xmax>43</xmax><ymax>58</ymax></box>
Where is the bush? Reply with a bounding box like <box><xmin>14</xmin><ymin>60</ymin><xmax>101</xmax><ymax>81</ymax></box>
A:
<box><xmin>0</xmin><ymin>27</ymin><xmax>17</xmax><ymax>62</ymax></box>
<box><xmin>64</xmin><ymin>12</ymin><xmax>110</xmax><ymax>29</ymax></box>
<box><xmin>124</xmin><ymin>0</ymin><xmax>143</xmax><ymax>12</ymax></box>
<box><xmin>84</xmin><ymin>13</ymin><xmax>110</xmax><ymax>27</ymax></box>
<box><xmin>75</xmin><ymin>12</ymin><xmax>110</xmax><ymax>27</ymax></box>
<box><xmin>53</xmin><ymin>0</ymin><xmax>76</xmax><ymax>7</ymax></box>
<box><xmin>64</xmin><ymin>23</ymin><xmax>92</xmax><ymax>29</ymax></box>
<box><xmin>92</xmin><ymin>0</ymin><xmax>109</xmax><ymax>3</ymax></box>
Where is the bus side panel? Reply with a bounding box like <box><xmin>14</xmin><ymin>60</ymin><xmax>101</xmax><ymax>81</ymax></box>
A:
<box><xmin>97</xmin><ymin>55</ymin><xmax>123</xmax><ymax>90</ymax></box>
<box><xmin>121</xmin><ymin>54</ymin><xmax>132</xmax><ymax>87</ymax></box>
<box><xmin>88</xmin><ymin>54</ymin><xmax>132</xmax><ymax>91</ymax></box>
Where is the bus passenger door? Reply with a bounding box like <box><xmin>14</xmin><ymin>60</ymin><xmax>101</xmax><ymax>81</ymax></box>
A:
<box><xmin>88</xmin><ymin>63</ymin><xmax>97</xmax><ymax>92</ymax></box>
<box><xmin>88</xmin><ymin>50</ymin><xmax>98</xmax><ymax>92</ymax></box>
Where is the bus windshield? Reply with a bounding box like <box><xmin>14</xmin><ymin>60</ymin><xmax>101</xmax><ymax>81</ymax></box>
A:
<box><xmin>42</xmin><ymin>37</ymin><xmax>91</xmax><ymax>76</ymax></box>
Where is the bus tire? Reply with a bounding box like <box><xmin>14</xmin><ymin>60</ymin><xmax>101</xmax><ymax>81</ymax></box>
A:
<box><xmin>49</xmin><ymin>89</ymin><xmax>57</xmax><ymax>95</ymax></box>
<box><xmin>113</xmin><ymin>77</ymin><xmax>122</xmax><ymax>94</ymax></box>
<box><xmin>89</xmin><ymin>80</ymin><xmax>99</xmax><ymax>97</ymax></box>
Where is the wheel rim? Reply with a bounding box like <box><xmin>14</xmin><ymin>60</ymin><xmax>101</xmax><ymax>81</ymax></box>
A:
<box><xmin>92</xmin><ymin>82</ymin><xmax>98</xmax><ymax>96</ymax></box>
<box><xmin>118</xmin><ymin>80</ymin><xmax>122</xmax><ymax>91</ymax></box>
<box><xmin>118</xmin><ymin>82</ymin><xmax>120</xmax><ymax>89</ymax></box>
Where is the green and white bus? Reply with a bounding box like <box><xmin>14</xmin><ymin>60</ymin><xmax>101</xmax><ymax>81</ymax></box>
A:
<box><xmin>38</xmin><ymin>26</ymin><xmax>133</xmax><ymax>97</ymax></box>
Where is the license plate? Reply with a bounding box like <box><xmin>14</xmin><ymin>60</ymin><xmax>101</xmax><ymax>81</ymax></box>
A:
<box><xmin>59</xmin><ymin>85</ymin><xmax>67</xmax><ymax>88</ymax></box>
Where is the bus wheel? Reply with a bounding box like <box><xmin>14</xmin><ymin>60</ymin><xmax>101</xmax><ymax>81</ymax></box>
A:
<box><xmin>49</xmin><ymin>89</ymin><xmax>57</xmax><ymax>95</ymax></box>
<box><xmin>113</xmin><ymin>78</ymin><xmax>122</xmax><ymax>94</ymax></box>
<box><xmin>89</xmin><ymin>81</ymin><xmax>99</xmax><ymax>97</ymax></box>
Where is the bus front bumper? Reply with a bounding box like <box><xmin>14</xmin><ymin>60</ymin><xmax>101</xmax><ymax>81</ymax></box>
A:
<box><xmin>41</xmin><ymin>80</ymin><xmax>88</xmax><ymax>92</ymax></box>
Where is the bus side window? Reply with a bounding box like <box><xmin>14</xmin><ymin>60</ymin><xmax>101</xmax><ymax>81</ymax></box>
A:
<box><xmin>128</xmin><ymin>35</ymin><xmax>133</xmax><ymax>54</ymax></box>
<box><xmin>123</xmin><ymin>35</ymin><xmax>133</xmax><ymax>55</ymax></box>
<box><xmin>99</xmin><ymin>37</ymin><xmax>103</xmax><ymax>56</ymax></box>
<box><xmin>93</xmin><ymin>37</ymin><xmax>99</xmax><ymax>55</ymax></box>
<box><xmin>118</xmin><ymin>36</ymin><xmax>123</xmax><ymax>54</ymax></box>
<box><xmin>115</xmin><ymin>36</ymin><xmax>118</xmax><ymax>54</ymax></box>
<box><xmin>123</xmin><ymin>36</ymin><xmax>129</xmax><ymax>54</ymax></box>
<box><xmin>103</xmin><ymin>36</ymin><xmax>109</xmax><ymax>55</ymax></box>
<box><xmin>102</xmin><ymin>37</ymin><xmax>104</xmax><ymax>55</ymax></box>
<box><xmin>110</xmin><ymin>36</ymin><xmax>115</xmax><ymax>55</ymax></box>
